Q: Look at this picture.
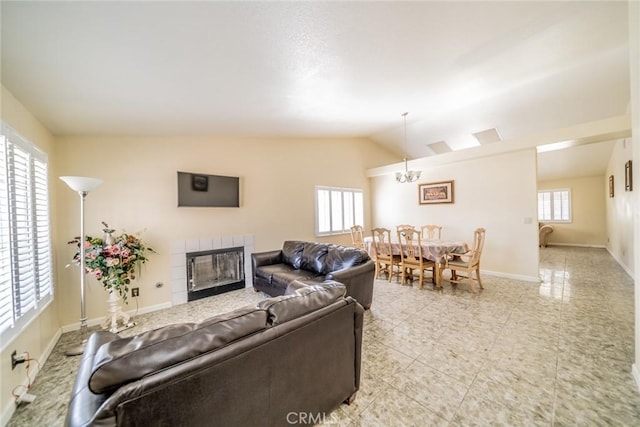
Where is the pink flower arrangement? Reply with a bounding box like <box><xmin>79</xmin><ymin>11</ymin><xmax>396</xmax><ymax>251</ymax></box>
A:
<box><xmin>68</xmin><ymin>222</ymin><xmax>156</xmax><ymax>303</ymax></box>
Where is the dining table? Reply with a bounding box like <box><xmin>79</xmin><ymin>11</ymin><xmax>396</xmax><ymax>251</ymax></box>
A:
<box><xmin>363</xmin><ymin>236</ymin><xmax>469</xmax><ymax>288</ymax></box>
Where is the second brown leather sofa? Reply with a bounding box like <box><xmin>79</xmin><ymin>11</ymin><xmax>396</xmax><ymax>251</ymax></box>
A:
<box><xmin>65</xmin><ymin>281</ymin><xmax>363</xmax><ymax>427</ymax></box>
<box><xmin>252</xmin><ymin>240</ymin><xmax>376</xmax><ymax>308</ymax></box>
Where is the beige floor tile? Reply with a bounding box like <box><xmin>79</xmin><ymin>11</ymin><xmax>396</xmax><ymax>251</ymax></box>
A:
<box><xmin>8</xmin><ymin>246</ymin><xmax>640</xmax><ymax>426</ymax></box>
<box><xmin>389</xmin><ymin>359</ymin><xmax>470</xmax><ymax>421</ymax></box>
<box><xmin>454</xmin><ymin>368</ymin><xmax>554</xmax><ymax>426</ymax></box>
<box><xmin>352</xmin><ymin>386</ymin><xmax>449</xmax><ymax>427</ymax></box>
<box><xmin>361</xmin><ymin>340</ymin><xmax>414</xmax><ymax>383</ymax></box>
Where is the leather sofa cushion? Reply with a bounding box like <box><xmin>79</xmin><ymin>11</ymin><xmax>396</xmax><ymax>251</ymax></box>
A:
<box><xmin>300</xmin><ymin>242</ymin><xmax>329</xmax><ymax>274</ymax></box>
<box><xmin>257</xmin><ymin>281</ymin><xmax>346</xmax><ymax>325</ymax></box>
<box><xmin>271</xmin><ymin>269</ymin><xmax>321</xmax><ymax>289</ymax></box>
<box><xmin>255</xmin><ymin>263</ymin><xmax>322</xmax><ymax>289</ymax></box>
<box><xmin>323</xmin><ymin>245</ymin><xmax>369</xmax><ymax>274</ymax></box>
<box><xmin>255</xmin><ymin>263</ymin><xmax>298</xmax><ymax>283</ymax></box>
<box><xmin>282</xmin><ymin>241</ymin><xmax>305</xmax><ymax>269</ymax></box>
<box><xmin>88</xmin><ymin>306</ymin><xmax>268</xmax><ymax>394</ymax></box>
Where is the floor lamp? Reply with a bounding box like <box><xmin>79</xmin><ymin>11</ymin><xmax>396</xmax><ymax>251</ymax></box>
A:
<box><xmin>60</xmin><ymin>176</ymin><xmax>103</xmax><ymax>356</ymax></box>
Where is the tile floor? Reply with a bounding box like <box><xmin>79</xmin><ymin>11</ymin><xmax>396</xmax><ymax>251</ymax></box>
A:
<box><xmin>7</xmin><ymin>246</ymin><xmax>640</xmax><ymax>426</ymax></box>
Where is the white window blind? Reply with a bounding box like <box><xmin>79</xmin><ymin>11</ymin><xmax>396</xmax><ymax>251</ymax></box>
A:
<box><xmin>0</xmin><ymin>136</ymin><xmax>12</xmax><ymax>334</ymax></box>
<box><xmin>315</xmin><ymin>186</ymin><xmax>364</xmax><ymax>236</ymax></box>
<box><xmin>0</xmin><ymin>124</ymin><xmax>53</xmax><ymax>347</ymax></box>
<box><xmin>538</xmin><ymin>188</ymin><xmax>571</xmax><ymax>222</ymax></box>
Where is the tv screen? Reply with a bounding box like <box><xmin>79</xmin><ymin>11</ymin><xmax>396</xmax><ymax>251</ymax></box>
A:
<box><xmin>177</xmin><ymin>171</ymin><xmax>240</xmax><ymax>207</ymax></box>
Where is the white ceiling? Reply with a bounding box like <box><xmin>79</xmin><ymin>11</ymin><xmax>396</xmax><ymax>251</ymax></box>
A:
<box><xmin>0</xmin><ymin>1</ymin><xmax>631</xmax><ymax>178</ymax></box>
<box><xmin>537</xmin><ymin>139</ymin><xmax>617</xmax><ymax>181</ymax></box>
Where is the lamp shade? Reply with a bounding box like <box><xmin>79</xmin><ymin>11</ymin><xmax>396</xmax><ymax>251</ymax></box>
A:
<box><xmin>60</xmin><ymin>176</ymin><xmax>103</xmax><ymax>192</ymax></box>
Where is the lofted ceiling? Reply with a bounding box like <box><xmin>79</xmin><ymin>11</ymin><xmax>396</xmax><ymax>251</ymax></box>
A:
<box><xmin>0</xmin><ymin>1</ymin><xmax>632</xmax><ymax>178</ymax></box>
<box><xmin>537</xmin><ymin>139</ymin><xmax>617</xmax><ymax>181</ymax></box>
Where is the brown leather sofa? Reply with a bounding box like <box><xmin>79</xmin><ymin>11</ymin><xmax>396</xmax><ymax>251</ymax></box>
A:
<box><xmin>252</xmin><ymin>241</ymin><xmax>376</xmax><ymax>309</ymax></box>
<box><xmin>65</xmin><ymin>281</ymin><xmax>363</xmax><ymax>427</ymax></box>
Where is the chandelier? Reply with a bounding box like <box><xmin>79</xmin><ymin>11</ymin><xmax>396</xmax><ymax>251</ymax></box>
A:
<box><xmin>395</xmin><ymin>112</ymin><xmax>421</xmax><ymax>183</ymax></box>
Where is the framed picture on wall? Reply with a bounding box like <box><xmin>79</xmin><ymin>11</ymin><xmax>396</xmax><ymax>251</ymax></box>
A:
<box><xmin>609</xmin><ymin>175</ymin><xmax>614</xmax><ymax>198</ymax></box>
<box><xmin>419</xmin><ymin>181</ymin><xmax>454</xmax><ymax>204</ymax></box>
<box><xmin>625</xmin><ymin>160</ymin><xmax>633</xmax><ymax>191</ymax></box>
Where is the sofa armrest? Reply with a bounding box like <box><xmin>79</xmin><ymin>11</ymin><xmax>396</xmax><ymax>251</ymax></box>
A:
<box><xmin>251</xmin><ymin>250</ymin><xmax>283</xmax><ymax>269</ymax></box>
<box><xmin>326</xmin><ymin>261</ymin><xmax>373</xmax><ymax>282</ymax></box>
<box><xmin>325</xmin><ymin>260</ymin><xmax>375</xmax><ymax>309</ymax></box>
<box><xmin>65</xmin><ymin>331</ymin><xmax>120</xmax><ymax>427</ymax></box>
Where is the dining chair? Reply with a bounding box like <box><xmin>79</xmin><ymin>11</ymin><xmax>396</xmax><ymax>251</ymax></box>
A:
<box><xmin>443</xmin><ymin>227</ymin><xmax>486</xmax><ymax>293</ymax></box>
<box><xmin>396</xmin><ymin>224</ymin><xmax>415</xmax><ymax>232</ymax></box>
<box><xmin>420</xmin><ymin>224</ymin><xmax>442</xmax><ymax>241</ymax></box>
<box><xmin>397</xmin><ymin>228</ymin><xmax>435</xmax><ymax>289</ymax></box>
<box><xmin>371</xmin><ymin>227</ymin><xmax>402</xmax><ymax>282</ymax></box>
<box><xmin>350</xmin><ymin>225</ymin><xmax>365</xmax><ymax>250</ymax></box>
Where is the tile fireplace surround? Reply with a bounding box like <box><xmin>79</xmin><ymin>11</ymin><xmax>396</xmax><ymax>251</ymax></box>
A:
<box><xmin>170</xmin><ymin>235</ymin><xmax>254</xmax><ymax>305</ymax></box>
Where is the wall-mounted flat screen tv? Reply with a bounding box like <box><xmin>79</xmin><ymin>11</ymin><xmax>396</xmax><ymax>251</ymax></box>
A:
<box><xmin>177</xmin><ymin>171</ymin><xmax>240</xmax><ymax>207</ymax></box>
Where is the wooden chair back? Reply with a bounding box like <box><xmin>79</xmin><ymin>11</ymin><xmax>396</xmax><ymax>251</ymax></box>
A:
<box><xmin>397</xmin><ymin>227</ymin><xmax>424</xmax><ymax>264</ymax></box>
<box><xmin>350</xmin><ymin>225</ymin><xmax>365</xmax><ymax>249</ymax></box>
<box><xmin>397</xmin><ymin>228</ymin><xmax>435</xmax><ymax>288</ymax></box>
<box><xmin>371</xmin><ymin>227</ymin><xmax>393</xmax><ymax>260</ymax></box>
<box><xmin>372</xmin><ymin>227</ymin><xmax>402</xmax><ymax>282</ymax></box>
<box><xmin>445</xmin><ymin>227</ymin><xmax>486</xmax><ymax>292</ymax></box>
<box><xmin>468</xmin><ymin>227</ymin><xmax>486</xmax><ymax>267</ymax></box>
<box><xmin>396</xmin><ymin>224</ymin><xmax>415</xmax><ymax>232</ymax></box>
<box><xmin>420</xmin><ymin>225</ymin><xmax>442</xmax><ymax>241</ymax></box>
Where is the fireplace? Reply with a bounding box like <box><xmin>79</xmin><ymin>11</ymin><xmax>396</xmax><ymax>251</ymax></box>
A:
<box><xmin>186</xmin><ymin>246</ymin><xmax>245</xmax><ymax>301</ymax></box>
<box><xmin>170</xmin><ymin>235</ymin><xmax>253</xmax><ymax>306</ymax></box>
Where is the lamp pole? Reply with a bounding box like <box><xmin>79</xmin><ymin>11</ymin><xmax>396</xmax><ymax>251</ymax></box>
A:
<box><xmin>60</xmin><ymin>176</ymin><xmax>103</xmax><ymax>356</ymax></box>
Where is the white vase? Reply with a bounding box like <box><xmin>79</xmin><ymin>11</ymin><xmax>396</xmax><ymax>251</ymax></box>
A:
<box><xmin>102</xmin><ymin>290</ymin><xmax>135</xmax><ymax>333</ymax></box>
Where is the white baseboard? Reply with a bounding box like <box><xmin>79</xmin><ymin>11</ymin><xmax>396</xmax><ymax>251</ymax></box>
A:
<box><xmin>481</xmin><ymin>269</ymin><xmax>540</xmax><ymax>283</ymax></box>
<box><xmin>547</xmin><ymin>242</ymin><xmax>607</xmax><ymax>248</ymax></box>
<box><xmin>61</xmin><ymin>302</ymin><xmax>172</xmax><ymax>333</ymax></box>
<box><xmin>1</xmin><ymin>328</ymin><xmax>62</xmax><ymax>427</ymax></box>
<box><xmin>633</xmin><ymin>364</ymin><xmax>640</xmax><ymax>393</ymax></box>
<box><xmin>605</xmin><ymin>247</ymin><xmax>634</xmax><ymax>278</ymax></box>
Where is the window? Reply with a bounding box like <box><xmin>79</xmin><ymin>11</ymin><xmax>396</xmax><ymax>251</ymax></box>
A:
<box><xmin>0</xmin><ymin>123</ymin><xmax>53</xmax><ymax>347</ymax></box>
<box><xmin>315</xmin><ymin>186</ymin><xmax>363</xmax><ymax>236</ymax></box>
<box><xmin>538</xmin><ymin>188</ymin><xmax>571</xmax><ymax>222</ymax></box>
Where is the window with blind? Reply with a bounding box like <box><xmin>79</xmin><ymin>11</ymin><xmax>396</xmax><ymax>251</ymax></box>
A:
<box><xmin>538</xmin><ymin>188</ymin><xmax>571</xmax><ymax>222</ymax></box>
<box><xmin>0</xmin><ymin>123</ymin><xmax>53</xmax><ymax>347</ymax></box>
<box><xmin>315</xmin><ymin>186</ymin><xmax>364</xmax><ymax>236</ymax></box>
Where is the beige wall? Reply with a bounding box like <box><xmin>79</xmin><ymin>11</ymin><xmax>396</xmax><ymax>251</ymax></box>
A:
<box><xmin>606</xmin><ymin>138</ymin><xmax>635</xmax><ymax>271</ymax></box>
<box><xmin>53</xmin><ymin>135</ymin><xmax>397</xmax><ymax>328</ymax></box>
<box><xmin>0</xmin><ymin>88</ymin><xmax>398</xmax><ymax>418</ymax></box>
<box><xmin>0</xmin><ymin>86</ymin><xmax>59</xmax><ymax>424</ymax></box>
<box><xmin>538</xmin><ymin>175</ymin><xmax>608</xmax><ymax>247</ymax></box>
<box><xmin>370</xmin><ymin>149</ymin><xmax>540</xmax><ymax>281</ymax></box>
<box><xmin>628</xmin><ymin>0</ymin><xmax>640</xmax><ymax>391</ymax></box>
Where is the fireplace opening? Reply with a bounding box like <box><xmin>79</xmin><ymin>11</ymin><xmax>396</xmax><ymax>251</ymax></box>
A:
<box><xmin>186</xmin><ymin>246</ymin><xmax>245</xmax><ymax>301</ymax></box>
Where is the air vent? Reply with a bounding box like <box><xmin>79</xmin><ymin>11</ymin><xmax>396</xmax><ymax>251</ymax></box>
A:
<box><xmin>472</xmin><ymin>128</ymin><xmax>503</xmax><ymax>145</ymax></box>
<box><xmin>426</xmin><ymin>141</ymin><xmax>452</xmax><ymax>154</ymax></box>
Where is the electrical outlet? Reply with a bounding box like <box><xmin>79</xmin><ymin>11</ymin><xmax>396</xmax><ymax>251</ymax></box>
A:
<box><xmin>131</xmin><ymin>287</ymin><xmax>140</xmax><ymax>297</ymax></box>
<box><xmin>11</xmin><ymin>350</ymin><xmax>26</xmax><ymax>370</ymax></box>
